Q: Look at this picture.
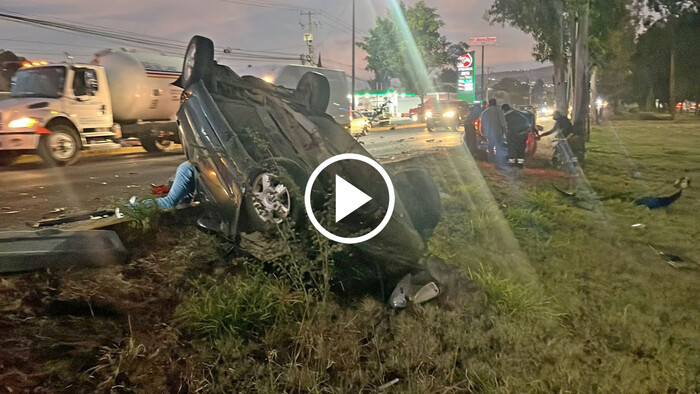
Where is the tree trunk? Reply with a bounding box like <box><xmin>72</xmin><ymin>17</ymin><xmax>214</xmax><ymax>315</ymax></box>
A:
<box><xmin>571</xmin><ymin>3</ymin><xmax>590</xmax><ymax>140</ymax></box>
<box><xmin>553</xmin><ymin>57</ymin><xmax>568</xmax><ymax>116</ymax></box>
<box><xmin>590</xmin><ymin>66</ymin><xmax>598</xmax><ymax>125</ymax></box>
<box><xmin>669</xmin><ymin>40</ymin><xmax>676</xmax><ymax>115</ymax></box>
<box><xmin>553</xmin><ymin>6</ymin><xmax>568</xmax><ymax>115</ymax></box>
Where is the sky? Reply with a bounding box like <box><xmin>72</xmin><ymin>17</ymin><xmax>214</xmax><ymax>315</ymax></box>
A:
<box><xmin>0</xmin><ymin>0</ymin><xmax>549</xmax><ymax>81</ymax></box>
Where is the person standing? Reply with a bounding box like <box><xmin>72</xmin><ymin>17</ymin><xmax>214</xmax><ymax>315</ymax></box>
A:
<box><xmin>479</xmin><ymin>98</ymin><xmax>508</xmax><ymax>167</ymax></box>
<box><xmin>501</xmin><ymin>104</ymin><xmax>532</xmax><ymax>168</ymax></box>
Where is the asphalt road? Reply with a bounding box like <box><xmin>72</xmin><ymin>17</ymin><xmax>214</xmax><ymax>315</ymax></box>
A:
<box><xmin>0</xmin><ymin>125</ymin><xmax>461</xmax><ymax>230</ymax></box>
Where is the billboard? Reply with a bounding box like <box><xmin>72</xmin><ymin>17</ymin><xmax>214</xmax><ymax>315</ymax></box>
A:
<box><xmin>469</xmin><ymin>37</ymin><xmax>498</xmax><ymax>46</ymax></box>
<box><xmin>456</xmin><ymin>51</ymin><xmax>475</xmax><ymax>103</ymax></box>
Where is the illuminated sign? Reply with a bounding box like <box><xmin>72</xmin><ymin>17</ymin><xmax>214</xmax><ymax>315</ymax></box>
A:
<box><xmin>457</xmin><ymin>51</ymin><xmax>475</xmax><ymax>103</ymax></box>
<box><xmin>469</xmin><ymin>37</ymin><xmax>498</xmax><ymax>46</ymax></box>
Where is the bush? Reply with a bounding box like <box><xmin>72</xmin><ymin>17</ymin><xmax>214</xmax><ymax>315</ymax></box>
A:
<box><xmin>175</xmin><ymin>273</ymin><xmax>305</xmax><ymax>342</ymax></box>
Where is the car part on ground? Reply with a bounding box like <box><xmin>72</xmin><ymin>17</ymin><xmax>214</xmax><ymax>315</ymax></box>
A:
<box><xmin>388</xmin><ymin>273</ymin><xmax>441</xmax><ymax>308</ymax></box>
<box><xmin>0</xmin><ymin>229</ymin><xmax>128</xmax><ymax>273</ymax></box>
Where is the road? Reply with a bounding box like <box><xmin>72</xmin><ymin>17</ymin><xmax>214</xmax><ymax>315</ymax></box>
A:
<box><xmin>0</xmin><ymin>125</ymin><xmax>462</xmax><ymax>230</ymax></box>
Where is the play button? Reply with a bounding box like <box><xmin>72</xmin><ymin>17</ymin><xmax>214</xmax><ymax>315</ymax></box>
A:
<box><xmin>335</xmin><ymin>175</ymin><xmax>372</xmax><ymax>223</ymax></box>
<box><xmin>304</xmin><ymin>153</ymin><xmax>395</xmax><ymax>244</ymax></box>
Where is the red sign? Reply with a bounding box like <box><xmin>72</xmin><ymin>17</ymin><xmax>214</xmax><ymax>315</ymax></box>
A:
<box><xmin>469</xmin><ymin>36</ymin><xmax>498</xmax><ymax>45</ymax></box>
<box><xmin>458</xmin><ymin>53</ymin><xmax>473</xmax><ymax>68</ymax></box>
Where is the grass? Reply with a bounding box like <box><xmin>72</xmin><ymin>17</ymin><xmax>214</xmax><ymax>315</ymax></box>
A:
<box><xmin>1</xmin><ymin>118</ymin><xmax>699</xmax><ymax>392</ymax></box>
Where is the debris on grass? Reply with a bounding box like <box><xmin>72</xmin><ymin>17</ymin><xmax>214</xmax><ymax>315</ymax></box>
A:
<box><xmin>648</xmin><ymin>244</ymin><xmax>698</xmax><ymax>269</ymax></box>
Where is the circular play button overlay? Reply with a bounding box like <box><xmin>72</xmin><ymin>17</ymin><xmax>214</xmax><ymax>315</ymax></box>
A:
<box><xmin>304</xmin><ymin>153</ymin><xmax>395</xmax><ymax>244</ymax></box>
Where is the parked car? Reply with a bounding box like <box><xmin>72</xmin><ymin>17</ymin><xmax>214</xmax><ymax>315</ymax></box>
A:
<box><xmin>425</xmin><ymin>100</ymin><xmax>469</xmax><ymax>132</ymax></box>
<box><xmin>174</xmin><ymin>36</ymin><xmax>441</xmax><ymax>280</ymax></box>
<box><xmin>347</xmin><ymin>112</ymin><xmax>371</xmax><ymax>136</ymax></box>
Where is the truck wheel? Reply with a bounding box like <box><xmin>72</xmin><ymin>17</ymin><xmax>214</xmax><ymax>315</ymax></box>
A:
<box><xmin>0</xmin><ymin>152</ymin><xmax>19</xmax><ymax>167</ymax></box>
<box><xmin>140</xmin><ymin>134</ymin><xmax>172</xmax><ymax>153</ymax></box>
<box><xmin>38</xmin><ymin>125</ymin><xmax>81</xmax><ymax>166</ymax></box>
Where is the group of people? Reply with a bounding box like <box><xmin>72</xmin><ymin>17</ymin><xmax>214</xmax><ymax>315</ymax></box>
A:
<box><xmin>464</xmin><ymin>98</ymin><xmax>584</xmax><ymax>169</ymax></box>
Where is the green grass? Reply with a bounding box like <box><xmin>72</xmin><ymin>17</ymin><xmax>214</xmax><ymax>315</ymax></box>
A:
<box><xmin>166</xmin><ymin>119</ymin><xmax>699</xmax><ymax>391</ymax></box>
<box><xmin>5</xmin><ymin>119</ymin><xmax>698</xmax><ymax>392</ymax></box>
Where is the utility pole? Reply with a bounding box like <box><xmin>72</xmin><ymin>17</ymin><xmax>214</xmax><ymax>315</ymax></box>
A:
<box><xmin>351</xmin><ymin>0</ymin><xmax>356</xmax><ymax>114</ymax></box>
<box><xmin>300</xmin><ymin>11</ymin><xmax>320</xmax><ymax>65</ymax></box>
<box><xmin>481</xmin><ymin>45</ymin><xmax>485</xmax><ymax>102</ymax></box>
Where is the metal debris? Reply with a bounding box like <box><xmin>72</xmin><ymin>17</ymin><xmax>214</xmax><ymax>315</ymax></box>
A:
<box><xmin>378</xmin><ymin>378</ymin><xmax>399</xmax><ymax>391</ymax></box>
<box><xmin>631</xmin><ymin>223</ymin><xmax>646</xmax><ymax>229</ymax></box>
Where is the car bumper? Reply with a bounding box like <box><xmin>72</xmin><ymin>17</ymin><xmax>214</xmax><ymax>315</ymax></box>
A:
<box><xmin>0</xmin><ymin>132</ymin><xmax>40</xmax><ymax>151</ymax></box>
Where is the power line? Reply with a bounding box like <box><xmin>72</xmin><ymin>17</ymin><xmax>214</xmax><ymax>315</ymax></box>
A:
<box><xmin>0</xmin><ymin>9</ymin><xmax>304</xmax><ymax>63</ymax></box>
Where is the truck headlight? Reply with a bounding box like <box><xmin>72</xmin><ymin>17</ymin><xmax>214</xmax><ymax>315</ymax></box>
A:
<box><xmin>8</xmin><ymin>117</ymin><xmax>39</xmax><ymax>128</ymax></box>
<box><xmin>425</xmin><ymin>111</ymin><xmax>432</xmax><ymax>118</ymax></box>
<box><xmin>443</xmin><ymin>110</ymin><xmax>455</xmax><ymax>118</ymax></box>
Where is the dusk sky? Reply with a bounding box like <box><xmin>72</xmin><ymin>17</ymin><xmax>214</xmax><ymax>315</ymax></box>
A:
<box><xmin>0</xmin><ymin>0</ymin><xmax>548</xmax><ymax>80</ymax></box>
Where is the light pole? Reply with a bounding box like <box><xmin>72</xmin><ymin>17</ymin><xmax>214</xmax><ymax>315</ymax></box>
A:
<box><xmin>351</xmin><ymin>0</ymin><xmax>356</xmax><ymax>116</ymax></box>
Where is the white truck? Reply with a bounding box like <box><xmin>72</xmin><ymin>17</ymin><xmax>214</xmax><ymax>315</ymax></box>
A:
<box><xmin>0</xmin><ymin>50</ymin><xmax>182</xmax><ymax>166</ymax></box>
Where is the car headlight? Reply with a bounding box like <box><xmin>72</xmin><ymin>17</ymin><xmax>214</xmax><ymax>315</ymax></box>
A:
<box><xmin>355</xmin><ymin>119</ymin><xmax>366</xmax><ymax>127</ymax></box>
<box><xmin>8</xmin><ymin>117</ymin><xmax>39</xmax><ymax>128</ymax></box>
<box><xmin>425</xmin><ymin>111</ymin><xmax>432</xmax><ymax>118</ymax></box>
<box><xmin>443</xmin><ymin>110</ymin><xmax>455</xmax><ymax>118</ymax></box>
<box><xmin>411</xmin><ymin>115</ymin><xmax>418</xmax><ymax>122</ymax></box>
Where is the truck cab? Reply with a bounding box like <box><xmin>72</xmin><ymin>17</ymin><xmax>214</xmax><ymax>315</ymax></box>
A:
<box><xmin>0</xmin><ymin>63</ymin><xmax>121</xmax><ymax>166</ymax></box>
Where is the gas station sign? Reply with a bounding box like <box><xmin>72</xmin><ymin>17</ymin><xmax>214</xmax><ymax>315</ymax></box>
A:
<box><xmin>457</xmin><ymin>51</ymin><xmax>475</xmax><ymax>103</ymax></box>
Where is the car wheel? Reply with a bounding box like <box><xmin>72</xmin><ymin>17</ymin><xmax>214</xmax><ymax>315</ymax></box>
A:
<box><xmin>0</xmin><ymin>151</ymin><xmax>18</xmax><ymax>167</ymax></box>
<box><xmin>426</xmin><ymin>124</ymin><xmax>434</xmax><ymax>132</ymax></box>
<box><xmin>241</xmin><ymin>168</ymin><xmax>302</xmax><ymax>233</ymax></box>
<box><xmin>38</xmin><ymin>124</ymin><xmax>81</xmax><ymax>166</ymax></box>
<box><xmin>177</xmin><ymin>35</ymin><xmax>214</xmax><ymax>88</ymax></box>
<box><xmin>393</xmin><ymin>169</ymin><xmax>441</xmax><ymax>239</ymax></box>
<box><xmin>140</xmin><ymin>133</ymin><xmax>172</xmax><ymax>153</ymax></box>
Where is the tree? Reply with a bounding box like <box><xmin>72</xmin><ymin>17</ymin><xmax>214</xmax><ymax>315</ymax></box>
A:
<box><xmin>488</xmin><ymin>0</ymin><xmax>635</xmax><ymax>139</ymax></box>
<box><xmin>358</xmin><ymin>1</ymin><xmax>454</xmax><ymax>103</ymax></box>
<box><xmin>0</xmin><ymin>51</ymin><xmax>27</xmax><ymax>91</ymax></box>
<box><xmin>631</xmin><ymin>11</ymin><xmax>700</xmax><ymax>110</ymax></box>
<box><xmin>357</xmin><ymin>17</ymin><xmax>399</xmax><ymax>90</ymax></box>
<box><xmin>596</xmin><ymin>24</ymin><xmax>636</xmax><ymax>106</ymax></box>
<box><xmin>637</xmin><ymin>0</ymin><xmax>699</xmax><ymax>112</ymax></box>
<box><xmin>486</xmin><ymin>0</ymin><xmax>568</xmax><ymax>113</ymax></box>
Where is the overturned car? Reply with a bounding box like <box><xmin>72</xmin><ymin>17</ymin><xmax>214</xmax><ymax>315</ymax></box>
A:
<box><xmin>174</xmin><ymin>36</ymin><xmax>443</xmax><ymax>295</ymax></box>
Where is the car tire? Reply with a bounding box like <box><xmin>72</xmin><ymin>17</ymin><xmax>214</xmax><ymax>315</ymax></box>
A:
<box><xmin>393</xmin><ymin>169</ymin><xmax>441</xmax><ymax>239</ymax></box>
<box><xmin>240</xmin><ymin>162</ymin><xmax>305</xmax><ymax>233</ymax></box>
<box><xmin>140</xmin><ymin>133</ymin><xmax>172</xmax><ymax>153</ymax></box>
<box><xmin>0</xmin><ymin>151</ymin><xmax>18</xmax><ymax>167</ymax></box>
<box><xmin>38</xmin><ymin>124</ymin><xmax>81</xmax><ymax>166</ymax></box>
<box><xmin>426</xmin><ymin>124</ymin><xmax>434</xmax><ymax>132</ymax></box>
<box><xmin>177</xmin><ymin>35</ymin><xmax>214</xmax><ymax>88</ymax></box>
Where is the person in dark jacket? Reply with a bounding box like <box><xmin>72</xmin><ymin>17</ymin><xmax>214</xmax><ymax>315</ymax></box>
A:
<box><xmin>540</xmin><ymin>110</ymin><xmax>585</xmax><ymax>166</ymax></box>
<box><xmin>479</xmin><ymin>98</ymin><xmax>508</xmax><ymax>167</ymax></box>
<box><xmin>502</xmin><ymin>104</ymin><xmax>532</xmax><ymax>168</ymax></box>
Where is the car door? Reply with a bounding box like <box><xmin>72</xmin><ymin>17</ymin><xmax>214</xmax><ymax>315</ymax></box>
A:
<box><xmin>69</xmin><ymin>68</ymin><xmax>109</xmax><ymax>128</ymax></box>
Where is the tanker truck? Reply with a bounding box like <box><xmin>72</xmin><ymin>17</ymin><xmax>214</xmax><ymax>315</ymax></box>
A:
<box><xmin>0</xmin><ymin>49</ymin><xmax>182</xmax><ymax>166</ymax></box>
